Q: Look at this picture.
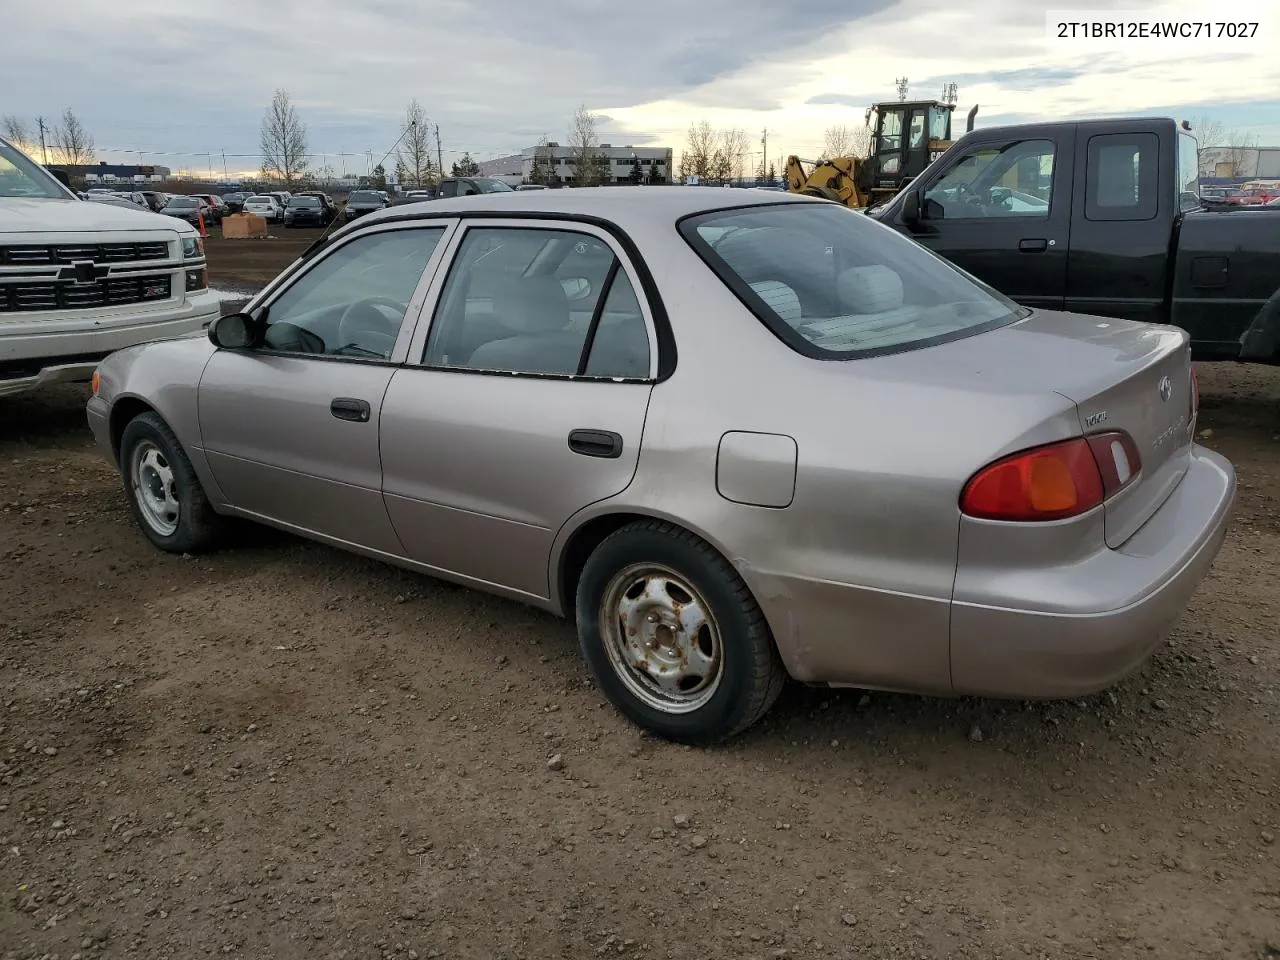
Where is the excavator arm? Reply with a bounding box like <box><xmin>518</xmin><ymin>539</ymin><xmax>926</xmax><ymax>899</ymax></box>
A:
<box><xmin>785</xmin><ymin>154</ymin><xmax>870</xmax><ymax>208</ymax></box>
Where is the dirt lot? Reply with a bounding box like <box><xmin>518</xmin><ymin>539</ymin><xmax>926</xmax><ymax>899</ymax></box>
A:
<box><xmin>1</xmin><ymin>360</ymin><xmax>1278</xmax><ymax>959</ymax></box>
<box><xmin>205</xmin><ymin>226</ymin><xmax>328</xmax><ymax>293</ymax></box>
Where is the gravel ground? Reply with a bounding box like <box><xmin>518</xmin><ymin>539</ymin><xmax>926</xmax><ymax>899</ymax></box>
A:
<box><xmin>0</xmin><ymin>363</ymin><xmax>1277</xmax><ymax>960</ymax></box>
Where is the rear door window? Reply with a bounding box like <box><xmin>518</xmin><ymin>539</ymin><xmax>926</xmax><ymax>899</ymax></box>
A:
<box><xmin>1085</xmin><ymin>133</ymin><xmax>1159</xmax><ymax>221</ymax></box>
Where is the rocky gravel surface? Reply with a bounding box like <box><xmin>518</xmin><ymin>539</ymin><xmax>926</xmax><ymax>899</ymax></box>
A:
<box><xmin>0</xmin><ymin>363</ymin><xmax>1277</xmax><ymax>959</ymax></box>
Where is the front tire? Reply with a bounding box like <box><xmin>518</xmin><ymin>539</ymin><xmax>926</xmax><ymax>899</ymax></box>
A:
<box><xmin>119</xmin><ymin>412</ymin><xmax>223</xmax><ymax>554</ymax></box>
<box><xmin>576</xmin><ymin>520</ymin><xmax>786</xmax><ymax>745</ymax></box>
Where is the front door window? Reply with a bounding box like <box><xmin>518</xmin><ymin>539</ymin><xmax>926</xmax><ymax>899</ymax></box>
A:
<box><xmin>259</xmin><ymin>227</ymin><xmax>446</xmax><ymax>359</ymax></box>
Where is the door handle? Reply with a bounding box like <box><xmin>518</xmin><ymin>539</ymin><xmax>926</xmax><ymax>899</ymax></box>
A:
<box><xmin>330</xmin><ymin>397</ymin><xmax>371</xmax><ymax>422</ymax></box>
<box><xmin>1018</xmin><ymin>238</ymin><xmax>1049</xmax><ymax>253</ymax></box>
<box><xmin>568</xmin><ymin>429</ymin><xmax>623</xmax><ymax>459</ymax></box>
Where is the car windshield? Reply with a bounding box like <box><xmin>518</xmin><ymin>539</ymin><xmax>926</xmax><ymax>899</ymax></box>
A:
<box><xmin>167</xmin><ymin>197</ymin><xmax>197</xmax><ymax>208</ymax></box>
<box><xmin>289</xmin><ymin>197</ymin><xmax>321</xmax><ymax>207</ymax></box>
<box><xmin>350</xmin><ymin>191</ymin><xmax>381</xmax><ymax>202</ymax></box>
<box><xmin>680</xmin><ymin>203</ymin><xmax>1026</xmax><ymax>358</ymax></box>
<box><xmin>475</xmin><ymin>178</ymin><xmax>514</xmax><ymax>193</ymax></box>
<box><xmin>0</xmin><ymin>138</ymin><xmax>72</xmax><ymax>199</ymax></box>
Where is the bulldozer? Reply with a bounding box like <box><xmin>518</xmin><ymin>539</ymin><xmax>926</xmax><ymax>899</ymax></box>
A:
<box><xmin>787</xmin><ymin>99</ymin><xmax>979</xmax><ymax>209</ymax></box>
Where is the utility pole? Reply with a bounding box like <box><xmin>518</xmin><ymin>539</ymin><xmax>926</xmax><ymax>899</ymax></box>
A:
<box><xmin>435</xmin><ymin>124</ymin><xmax>443</xmax><ymax>178</ymax></box>
<box><xmin>761</xmin><ymin>127</ymin><xmax>768</xmax><ymax>179</ymax></box>
<box><xmin>895</xmin><ymin>76</ymin><xmax>909</xmax><ymax>102</ymax></box>
<box><xmin>221</xmin><ymin>149</ymin><xmax>228</xmax><ymax>180</ymax></box>
<box><xmin>36</xmin><ymin>116</ymin><xmax>49</xmax><ymax>165</ymax></box>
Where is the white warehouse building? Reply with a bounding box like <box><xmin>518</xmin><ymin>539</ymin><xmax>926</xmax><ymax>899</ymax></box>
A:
<box><xmin>478</xmin><ymin>144</ymin><xmax>673</xmax><ymax>185</ymax></box>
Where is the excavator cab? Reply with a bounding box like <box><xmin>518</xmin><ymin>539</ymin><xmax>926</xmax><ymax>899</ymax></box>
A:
<box><xmin>861</xmin><ymin>100</ymin><xmax>976</xmax><ymax>203</ymax></box>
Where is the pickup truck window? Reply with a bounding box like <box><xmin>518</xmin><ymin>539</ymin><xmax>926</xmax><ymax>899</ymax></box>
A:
<box><xmin>922</xmin><ymin>139</ymin><xmax>1055</xmax><ymax>220</ymax></box>
<box><xmin>1085</xmin><ymin>133</ymin><xmax>1158</xmax><ymax>221</ymax></box>
<box><xmin>0</xmin><ymin>139</ymin><xmax>70</xmax><ymax>199</ymax></box>
<box><xmin>1177</xmin><ymin>131</ymin><xmax>1201</xmax><ymax>211</ymax></box>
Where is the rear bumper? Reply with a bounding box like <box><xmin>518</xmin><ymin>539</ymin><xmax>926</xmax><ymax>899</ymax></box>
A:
<box><xmin>949</xmin><ymin>445</ymin><xmax>1236</xmax><ymax>697</ymax></box>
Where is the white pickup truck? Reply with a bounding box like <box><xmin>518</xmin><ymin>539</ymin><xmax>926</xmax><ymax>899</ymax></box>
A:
<box><xmin>1</xmin><ymin>136</ymin><xmax>219</xmax><ymax>398</ymax></box>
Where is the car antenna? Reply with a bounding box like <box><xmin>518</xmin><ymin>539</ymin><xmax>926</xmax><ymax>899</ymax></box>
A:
<box><xmin>300</xmin><ymin>121</ymin><xmax>422</xmax><ymax>261</ymax></box>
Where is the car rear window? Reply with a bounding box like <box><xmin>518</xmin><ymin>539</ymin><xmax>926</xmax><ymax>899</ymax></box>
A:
<box><xmin>678</xmin><ymin>202</ymin><xmax>1026</xmax><ymax>359</ymax></box>
<box><xmin>289</xmin><ymin>197</ymin><xmax>321</xmax><ymax>207</ymax></box>
<box><xmin>350</xmin><ymin>191</ymin><xmax>380</xmax><ymax>202</ymax></box>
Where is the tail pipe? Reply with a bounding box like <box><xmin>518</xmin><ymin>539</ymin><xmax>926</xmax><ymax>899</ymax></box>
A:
<box><xmin>966</xmin><ymin>104</ymin><xmax>980</xmax><ymax>132</ymax></box>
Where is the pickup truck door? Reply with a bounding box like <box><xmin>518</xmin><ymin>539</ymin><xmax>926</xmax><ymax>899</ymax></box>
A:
<box><xmin>898</xmin><ymin>130</ymin><xmax>1074</xmax><ymax>310</ymax></box>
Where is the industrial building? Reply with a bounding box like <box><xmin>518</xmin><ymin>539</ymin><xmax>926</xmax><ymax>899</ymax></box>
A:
<box><xmin>477</xmin><ymin>144</ymin><xmax>673</xmax><ymax>186</ymax></box>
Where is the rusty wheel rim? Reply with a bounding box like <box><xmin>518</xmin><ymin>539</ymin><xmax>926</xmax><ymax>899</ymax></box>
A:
<box><xmin>599</xmin><ymin>562</ymin><xmax>724</xmax><ymax>714</ymax></box>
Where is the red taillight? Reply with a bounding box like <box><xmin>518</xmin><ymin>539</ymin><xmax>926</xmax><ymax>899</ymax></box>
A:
<box><xmin>960</xmin><ymin>432</ymin><xmax>1142</xmax><ymax>522</ymax></box>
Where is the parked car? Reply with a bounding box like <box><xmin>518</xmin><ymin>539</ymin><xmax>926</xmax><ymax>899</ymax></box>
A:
<box><xmin>298</xmin><ymin>191</ymin><xmax>340</xmax><ymax>218</ymax></box>
<box><xmin>221</xmin><ymin>192</ymin><xmax>251</xmax><ymax>213</ymax></box>
<box><xmin>85</xmin><ymin>187</ymin><xmax>1236</xmax><ymax>744</ymax></box>
<box><xmin>435</xmin><ymin>177</ymin><xmax>515</xmax><ymax>198</ymax></box>
<box><xmin>86</xmin><ymin>193</ymin><xmax>147</xmax><ymax>211</ymax></box>
<box><xmin>266</xmin><ymin>191</ymin><xmax>292</xmax><ymax>214</ymax></box>
<box><xmin>870</xmin><ymin>116</ymin><xmax>1280</xmax><ymax>365</ymax></box>
<box><xmin>242</xmin><ymin>195</ymin><xmax>283</xmax><ymax>222</ymax></box>
<box><xmin>342</xmin><ymin>189</ymin><xmax>388</xmax><ymax>221</ymax></box>
<box><xmin>193</xmin><ymin>194</ymin><xmax>227</xmax><ymax>223</ymax></box>
<box><xmin>0</xmin><ymin>134</ymin><xmax>216</xmax><ymax>398</ymax></box>
<box><xmin>157</xmin><ymin>195</ymin><xmax>211</xmax><ymax>228</ymax></box>
<box><xmin>283</xmin><ymin>194</ymin><xmax>335</xmax><ymax>227</ymax></box>
<box><xmin>137</xmin><ymin>190</ymin><xmax>167</xmax><ymax>212</ymax></box>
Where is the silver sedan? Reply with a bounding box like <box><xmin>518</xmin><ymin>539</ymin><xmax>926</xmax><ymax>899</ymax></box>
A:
<box><xmin>86</xmin><ymin>187</ymin><xmax>1237</xmax><ymax>744</ymax></box>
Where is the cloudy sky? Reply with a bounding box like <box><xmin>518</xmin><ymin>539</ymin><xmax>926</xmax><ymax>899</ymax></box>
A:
<box><xmin>6</xmin><ymin>0</ymin><xmax>1277</xmax><ymax>177</ymax></box>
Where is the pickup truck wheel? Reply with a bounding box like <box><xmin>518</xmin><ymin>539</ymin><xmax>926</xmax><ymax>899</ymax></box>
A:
<box><xmin>119</xmin><ymin>412</ymin><xmax>223</xmax><ymax>554</ymax></box>
<box><xmin>576</xmin><ymin>520</ymin><xmax>786</xmax><ymax>745</ymax></box>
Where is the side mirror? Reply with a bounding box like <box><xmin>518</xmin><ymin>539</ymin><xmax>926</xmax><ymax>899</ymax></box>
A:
<box><xmin>902</xmin><ymin>189</ymin><xmax>921</xmax><ymax>224</ymax></box>
<box><xmin>208</xmin><ymin>312</ymin><xmax>263</xmax><ymax>349</ymax></box>
<box><xmin>560</xmin><ymin>277</ymin><xmax>593</xmax><ymax>302</ymax></box>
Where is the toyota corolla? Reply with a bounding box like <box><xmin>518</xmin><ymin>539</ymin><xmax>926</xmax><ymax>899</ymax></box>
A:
<box><xmin>85</xmin><ymin>188</ymin><xmax>1236</xmax><ymax>744</ymax></box>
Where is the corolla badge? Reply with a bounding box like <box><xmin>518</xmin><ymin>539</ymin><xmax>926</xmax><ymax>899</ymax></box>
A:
<box><xmin>1158</xmin><ymin>376</ymin><xmax>1172</xmax><ymax>402</ymax></box>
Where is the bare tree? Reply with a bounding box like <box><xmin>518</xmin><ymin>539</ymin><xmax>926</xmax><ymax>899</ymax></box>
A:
<box><xmin>821</xmin><ymin>123</ymin><xmax>872</xmax><ymax>160</ymax></box>
<box><xmin>1225</xmin><ymin>132</ymin><xmax>1259</xmax><ymax>178</ymax></box>
<box><xmin>1190</xmin><ymin>116</ymin><xmax>1228</xmax><ymax>175</ymax></box>
<box><xmin>716</xmin><ymin>127</ymin><xmax>751</xmax><ymax>182</ymax></box>
<box><xmin>567</xmin><ymin>104</ymin><xmax>606</xmax><ymax>186</ymax></box>
<box><xmin>396</xmin><ymin>98</ymin><xmax>434</xmax><ymax>188</ymax></box>
<box><xmin>51</xmin><ymin>109</ymin><xmax>94</xmax><ymax>167</ymax></box>
<box><xmin>259</xmin><ymin>88</ymin><xmax>309</xmax><ymax>188</ymax></box>
<box><xmin>680</xmin><ymin>120</ymin><xmax>717</xmax><ymax>180</ymax></box>
<box><xmin>2</xmin><ymin>115</ymin><xmax>35</xmax><ymax>154</ymax></box>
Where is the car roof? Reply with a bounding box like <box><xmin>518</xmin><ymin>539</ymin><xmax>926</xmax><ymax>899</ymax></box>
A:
<box><xmin>350</xmin><ymin>185</ymin><xmax>819</xmax><ymax>233</ymax></box>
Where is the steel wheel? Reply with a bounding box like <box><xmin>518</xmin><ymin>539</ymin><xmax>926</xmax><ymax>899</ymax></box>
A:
<box><xmin>129</xmin><ymin>439</ymin><xmax>180</xmax><ymax>537</ymax></box>
<box><xmin>599</xmin><ymin>562</ymin><xmax>725</xmax><ymax>714</ymax></box>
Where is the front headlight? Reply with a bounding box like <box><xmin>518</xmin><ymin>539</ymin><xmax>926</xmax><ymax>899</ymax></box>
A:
<box><xmin>182</xmin><ymin>235</ymin><xmax>205</xmax><ymax>259</ymax></box>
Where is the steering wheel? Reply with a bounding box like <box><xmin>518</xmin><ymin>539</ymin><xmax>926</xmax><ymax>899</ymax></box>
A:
<box><xmin>335</xmin><ymin>296</ymin><xmax>407</xmax><ymax>358</ymax></box>
<box><xmin>952</xmin><ymin>182</ymin><xmax>990</xmax><ymax>217</ymax></box>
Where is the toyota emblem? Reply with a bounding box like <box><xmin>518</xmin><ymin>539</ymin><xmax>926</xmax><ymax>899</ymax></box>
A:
<box><xmin>1158</xmin><ymin>376</ymin><xmax>1172</xmax><ymax>402</ymax></box>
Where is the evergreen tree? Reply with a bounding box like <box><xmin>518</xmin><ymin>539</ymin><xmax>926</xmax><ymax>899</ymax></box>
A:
<box><xmin>451</xmin><ymin>153</ymin><xmax>480</xmax><ymax>177</ymax></box>
<box><xmin>628</xmin><ymin>158</ymin><xmax>644</xmax><ymax>184</ymax></box>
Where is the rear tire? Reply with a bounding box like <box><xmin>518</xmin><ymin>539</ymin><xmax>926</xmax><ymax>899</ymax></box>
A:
<box><xmin>119</xmin><ymin>411</ymin><xmax>224</xmax><ymax>554</ymax></box>
<box><xmin>575</xmin><ymin>520</ymin><xmax>786</xmax><ymax>745</ymax></box>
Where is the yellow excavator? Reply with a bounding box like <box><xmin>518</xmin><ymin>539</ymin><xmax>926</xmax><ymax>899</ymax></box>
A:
<box><xmin>787</xmin><ymin>100</ymin><xmax>979</xmax><ymax>209</ymax></box>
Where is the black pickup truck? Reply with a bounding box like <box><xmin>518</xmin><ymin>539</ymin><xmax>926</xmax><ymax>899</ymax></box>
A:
<box><xmin>869</xmin><ymin>117</ymin><xmax>1280</xmax><ymax>363</ymax></box>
